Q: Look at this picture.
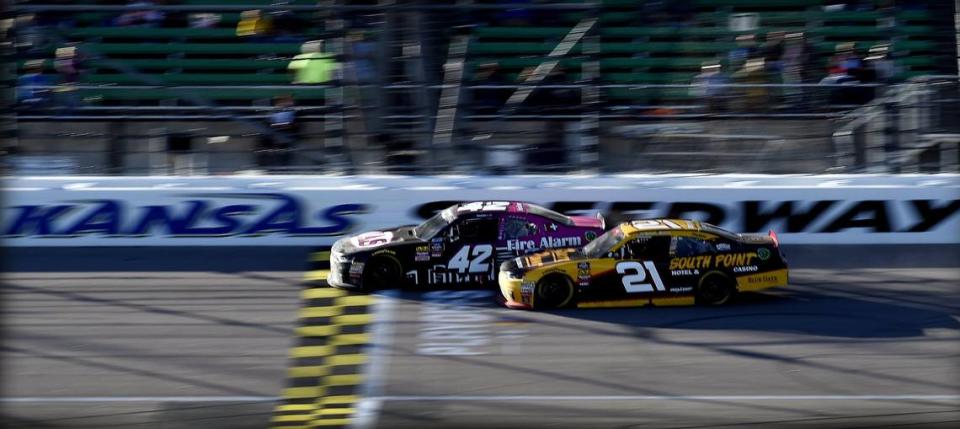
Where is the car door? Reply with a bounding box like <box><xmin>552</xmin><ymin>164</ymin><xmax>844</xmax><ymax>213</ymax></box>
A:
<box><xmin>667</xmin><ymin>235</ymin><xmax>719</xmax><ymax>292</ymax></box>
<box><xmin>615</xmin><ymin>235</ymin><xmax>672</xmax><ymax>298</ymax></box>
<box><xmin>443</xmin><ymin>216</ymin><xmax>500</xmax><ymax>286</ymax></box>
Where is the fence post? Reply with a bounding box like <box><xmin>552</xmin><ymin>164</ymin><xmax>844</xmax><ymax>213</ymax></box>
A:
<box><xmin>883</xmin><ymin>100</ymin><xmax>900</xmax><ymax>173</ymax></box>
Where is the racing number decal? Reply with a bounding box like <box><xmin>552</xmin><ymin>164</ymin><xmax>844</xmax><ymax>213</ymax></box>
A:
<box><xmin>456</xmin><ymin>201</ymin><xmax>509</xmax><ymax>213</ymax></box>
<box><xmin>616</xmin><ymin>261</ymin><xmax>666</xmax><ymax>293</ymax></box>
<box><xmin>448</xmin><ymin>245</ymin><xmax>494</xmax><ymax>273</ymax></box>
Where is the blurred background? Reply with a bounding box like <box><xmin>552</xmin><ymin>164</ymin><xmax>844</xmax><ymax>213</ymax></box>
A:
<box><xmin>2</xmin><ymin>0</ymin><xmax>958</xmax><ymax>176</ymax></box>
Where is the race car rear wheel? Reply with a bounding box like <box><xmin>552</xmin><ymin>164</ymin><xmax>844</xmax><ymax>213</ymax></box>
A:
<box><xmin>696</xmin><ymin>272</ymin><xmax>736</xmax><ymax>306</ymax></box>
<box><xmin>362</xmin><ymin>256</ymin><xmax>402</xmax><ymax>290</ymax></box>
<box><xmin>535</xmin><ymin>275</ymin><xmax>575</xmax><ymax>309</ymax></box>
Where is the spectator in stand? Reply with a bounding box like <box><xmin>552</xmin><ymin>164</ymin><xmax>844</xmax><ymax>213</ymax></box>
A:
<box><xmin>820</xmin><ymin>65</ymin><xmax>860</xmax><ymax>107</ymax></box>
<box><xmin>761</xmin><ymin>31</ymin><xmax>785</xmax><ymax>75</ymax></box>
<box><xmin>346</xmin><ymin>30</ymin><xmax>381</xmax><ymax>133</ymax></box>
<box><xmin>270</xmin><ymin>0</ymin><xmax>306</xmax><ymax>43</ymax></box>
<box><xmin>189</xmin><ymin>13</ymin><xmax>221</xmax><ymax>29</ymax></box>
<box><xmin>690</xmin><ymin>62</ymin><xmax>729</xmax><ymax>113</ymax></box>
<box><xmin>782</xmin><ymin>32</ymin><xmax>812</xmax><ymax>107</ymax></box>
<box><xmin>257</xmin><ymin>95</ymin><xmax>300</xmax><ymax>169</ymax></box>
<box><xmin>830</xmin><ymin>42</ymin><xmax>862</xmax><ymax>74</ymax></box>
<box><xmin>115</xmin><ymin>0</ymin><xmax>165</xmax><ymax>27</ymax></box>
<box><xmin>16</xmin><ymin>60</ymin><xmax>52</xmax><ymax>108</ymax></box>
<box><xmin>236</xmin><ymin>9</ymin><xmax>272</xmax><ymax>39</ymax></box>
<box><xmin>288</xmin><ymin>40</ymin><xmax>339</xmax><ymax>85</ymax></box>
<box><xmin>727</xmin><ymin>34</ymin><xmax>758</xmax><ymax>73</ymax></box>
<box><xmin>471</xmin><ymin>62</ymin><xmax>511</xmax><ymax>115</ymax></box>
<box><xmin>53</xmin><ymin>43</ymin><xmax>84</xmax><ymax>110</ymax></box>
<box><xmin>864</xmin><ymin>44</ymin><xmax>897</xmax><ymax>83</ymax></box>
<box><xmin>732</xmin><ymin>57</ymin><xmax>768</xmax><ymax>111</ymax></box>
<box><xmin>12</xmin><ymin>14</ymin><xmax>51</xmax><ymax>60</ymax></box>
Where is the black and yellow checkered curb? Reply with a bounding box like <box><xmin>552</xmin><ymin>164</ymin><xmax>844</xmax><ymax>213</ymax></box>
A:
<box><xmin>304</xmin><ymin>249</ymin><xmax>332</xmax><ymax>283</ymax></box>
<box><xmin>272</xmin><ymin>250</ymin><xmax>375</xmax><ymax>428</ymax></box>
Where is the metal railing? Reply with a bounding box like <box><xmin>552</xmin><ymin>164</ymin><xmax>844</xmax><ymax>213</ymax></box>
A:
<box><xmin>831</xmin><ymin>75</ymin><xmax>960</xmax><ymax>173</ymax></box>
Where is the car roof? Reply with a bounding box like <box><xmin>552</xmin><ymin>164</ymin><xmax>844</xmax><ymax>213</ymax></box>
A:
<box><xmin>620</xmin><ymin>219</ymin><xmax>696</xmax><ymax>233</ymax></box>
<box><xmin>619</xmin><ymin>219</ymin><xmax>741</xmax><ymax>240</ymax></box>
<box><xmin>450</xmin><ymin>201</ymin><xmax>546</xmax><ymax>215</ymax></box>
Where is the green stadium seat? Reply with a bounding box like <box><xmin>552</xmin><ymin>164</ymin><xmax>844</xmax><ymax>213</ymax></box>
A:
<box><xmin>82</xmin><ymin>42</ymin><xmax>301</xmax><ymax>55</ymax></box>
<box><xmin>89</xmin><ymin>59</ymin><xmax>289</xmax><ymax>71</ymax></box>
<box><xmin>81</xmin><ymin>73</ymin><xmax>292</xmax><ymax>85</ymax></box>
<box><xmin>65</xmin><ymin>27</ymin><xmax>239</xmax><ymax>39</ymax></box>
<box><xmin>77</xmin><ymin>88</ymin><xmax>326</xmax><ymax>101</ymax></box>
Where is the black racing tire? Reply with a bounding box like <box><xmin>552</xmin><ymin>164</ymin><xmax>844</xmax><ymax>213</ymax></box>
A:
<box><xmin>534</xmin><ymin>274</ymin><xmax>575</xmax><ymax>310</ymax></box>
<box><xmin>696</xmin><ymin>272</ymin><xmax>736</xmax><ymax>306</ymax></box>
<box><xmin>361</xmin><ymin>256</ymin><xmax>402</xmax><ymax>290</ymax></box>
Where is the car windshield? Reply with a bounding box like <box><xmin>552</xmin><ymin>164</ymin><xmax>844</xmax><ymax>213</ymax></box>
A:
<box><xmin>582</xmin><ymin>226</ymin><xmax>625</xmax><ymax>258</ymax></box>
<box><xmin>413</xmin><ymin>208</ymin><xmax>456</xmax><ymax>239</ymax></box>
<box><xmin>526</xmin><ymin>204</ymin><xmax>574</xmax><ymax>226</ymax></box>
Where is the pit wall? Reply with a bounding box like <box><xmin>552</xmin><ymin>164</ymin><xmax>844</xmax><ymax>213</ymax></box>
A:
<box><xmin>3</xmin><ymin>175</ymin><xmax>958</xmax><ymax>246</ymax></box>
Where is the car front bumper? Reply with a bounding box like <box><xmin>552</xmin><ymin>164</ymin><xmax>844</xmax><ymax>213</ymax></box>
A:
<box><xmin>497</xmin><ymin>270</ymin><xmax>533</xmax><ymax>310</ymax></box>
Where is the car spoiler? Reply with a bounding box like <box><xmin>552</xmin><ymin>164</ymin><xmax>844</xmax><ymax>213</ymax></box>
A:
<box><xmin>768</xmin><ymin>229</ymin><xmax>779</xmax><ymax>247</ymax></box>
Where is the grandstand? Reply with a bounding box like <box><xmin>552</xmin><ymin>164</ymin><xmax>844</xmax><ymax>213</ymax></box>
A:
<box><xmin>5</xmin><ymin>1</ymin><xmax>959</xmax><ymax>174</ymax></box>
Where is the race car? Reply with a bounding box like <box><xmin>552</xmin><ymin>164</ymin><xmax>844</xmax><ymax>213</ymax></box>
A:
<box><xmin>327</xmin><ymin>201</ymin><xmax>605</xmax><ymax>290</ymax></box>
<box><xmin>498</xmin><ymin>219</ymin><xmax>788</xmax><ymax>310</ymax></box>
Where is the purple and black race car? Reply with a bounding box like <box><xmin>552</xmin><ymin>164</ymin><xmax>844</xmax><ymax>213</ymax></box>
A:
<box><xmin>328</xmin><ymin>201</ymin><xmax>605</xmax><ymax>290</ymax></box>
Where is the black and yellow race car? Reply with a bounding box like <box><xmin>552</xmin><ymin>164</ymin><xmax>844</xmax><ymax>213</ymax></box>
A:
<box><xmin>498</xmin><ymin>219</ymin><xmax>788</xmax><ymax>310</ymax></box>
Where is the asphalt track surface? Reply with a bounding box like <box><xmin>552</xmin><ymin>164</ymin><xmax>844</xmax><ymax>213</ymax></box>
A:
<box><xmin>3</xmin><ymin>245</ymin><xmax>959</xmax><ymax>429</ymax></box>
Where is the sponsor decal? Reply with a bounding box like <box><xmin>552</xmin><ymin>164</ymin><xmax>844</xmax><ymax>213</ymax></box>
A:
<box><xmin>418</xmin><ymin>290</ymin><xmax>520</xmax><ymax>356</ymax></box>
<box><xmin>737</xmin><ymin>269</ymin><xmax>789</xmax><ymax>290</ymax></box>
<box><xmin>349</xmin><ymin>261</ymin><xmax>365</xmax><ymax>280</ymax></box>
<box><xmin>506</xmin><ymin>236</ymin><xmax>582</xmax><ymax>252</ymax></box>
<box><xmin>520</xmin><ymin>280</ymin><xmax>535</xmax><ymax>299</ymax></box>
<box><xmin>415</xmin><ymin>245</ymin><xmax>430</xmax><ymax>261</ymax></box>
<box><xmin>671</xmin><ymin>286</ymin><xmax>693</xmax><ymax>293</ymax></box>
<box><xmin>669</xmin><ymin>252</ymin><xmax>758</xmax><ymax>270</ymax></box>
<box><xmin>747</xmin><ymin>273</ymin><xmax>780</xmax><ymax>284</ymax></box>
<box><xmin>716</xmin><ymin>243</ymin><xmax>731</xmax><ymax>251</ymax></box>
<box><xmin>425</xmin><ymin>265</ymin><xmax>493</xmax><ymax>285</ymax></box>
<box><xmin>576</xmin><ymin>261</ymin><xmax>591</xmax><ymax>286</ymax></box>
<box><xmin>757</xmin><ymin>247</ymin><xmax>771</xmax><ymax>260</ymax></box>
<box><xmin>732</xmin><ymin>265</ymin><xmax>759</xmax><ymax>273</ymax></box>
<box><xmin>430</xmin><ymin>238</ymin><xmax>444</xmax><ymax>257</ymax></box>
<box><xmin>671</xmin><ymin>269</ymin><xmax>700</xmax><ymax>276</ymax></box>
<box><xmin>351</xmin><ymin>231</ymin><xmax>393</xmax><ymax>248</ymax></box>
<box><xmin>3</xmin><ymin>193</ymin><xmax>366</xmax><ymax>238</ymax></box>
<box><xmin>414</xmin><ymin>199</ymin><xmax>960</xmax><ymax>234</ymax></box>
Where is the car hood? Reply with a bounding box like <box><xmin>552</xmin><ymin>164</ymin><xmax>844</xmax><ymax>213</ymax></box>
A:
<box><xmin>516</xmin><ymin>247</ymin><xmax>585</xmax><ymax>270</ymax></box>
<box><xmin>334</xmin><ymin>225</ymin><xmax>421</xmax><ymax>254</ymax></box>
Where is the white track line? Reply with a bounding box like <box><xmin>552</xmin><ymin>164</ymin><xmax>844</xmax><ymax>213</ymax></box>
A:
<box><xmin>372</xmin><ymin>395</ymin><xmax>960</xmax><ymax>402</ymax></box>
<box><xmin>5</xmin><ymin>394</ymin><xmax>958</xmax><ymax>404</ymax></box>
<box><xmin>1</xmin><ymin>396</ymin><xmax>277</xmax><ymax>403</ymax></box>
<box><xmin>351</xmin><ymin>290</ymin><xmax>399</xmax><ymax>429</ymax></box>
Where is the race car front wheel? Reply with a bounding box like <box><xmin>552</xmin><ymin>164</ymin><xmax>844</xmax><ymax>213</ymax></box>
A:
<box><xmin>535</xmin><ymin>275</ymin><xmax>575</xmax><ymax>309</ymax></box>
<box><xmin>362</xmin><ymin>256</ymin><xmax>401</xmax><ymax>290</ymax></box>
<box><xmin>696</xmin><ymin>272</ymin><xmax>735</xmax><ymax>306</ymax></box>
